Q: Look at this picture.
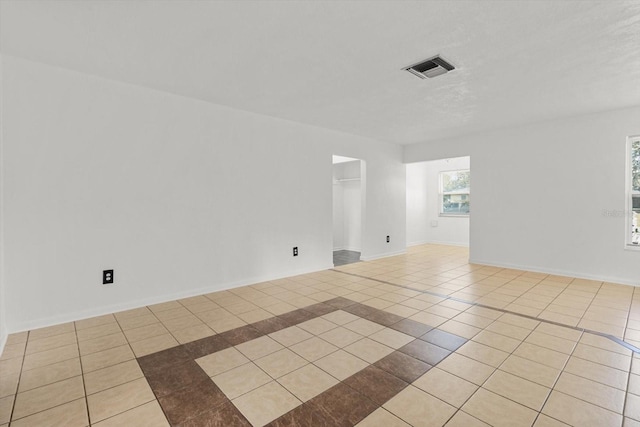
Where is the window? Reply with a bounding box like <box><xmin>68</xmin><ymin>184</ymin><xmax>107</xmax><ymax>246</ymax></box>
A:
<box><xmin>628</xmin><ymin>137</ymin><xmax>640</xmax><ymax>247</ymax></box>
<box><xmin>440</xmin><ymin>170</ymin><xmax>470</xmax><ymax>215</ymax></box>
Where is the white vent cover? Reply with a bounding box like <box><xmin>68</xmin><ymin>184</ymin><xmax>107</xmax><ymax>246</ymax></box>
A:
<box><xmin>404</xmin><ymin>55</ymin><xmax>455</xmax><ymax>79</ymax></box>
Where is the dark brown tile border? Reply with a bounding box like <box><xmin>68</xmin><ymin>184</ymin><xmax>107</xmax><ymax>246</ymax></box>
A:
<box><xmin>138</xmin><ymin>297</ymin><xmax>467</xmax><ymax>426</ymax></box>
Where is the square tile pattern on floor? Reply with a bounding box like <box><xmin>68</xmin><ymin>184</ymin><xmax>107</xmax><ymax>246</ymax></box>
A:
<box><xmin>1</xmin><ymin>244</ymin><xmax>639</xmax><ymax>426</ymax></box>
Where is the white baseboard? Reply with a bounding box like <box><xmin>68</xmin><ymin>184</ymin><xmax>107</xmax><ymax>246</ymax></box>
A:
<box><xmin>469</xmin><ymin>258</ymin><xmax>639</xmax><ymax>287</ymax></box>
<box><xmin>7</xmin><ymin>263</ymin><xmax>335</xmax><ymax>334</ymax></box>
<box><xmin>408</xmin><ymin>239</ymin><xmax>469</xmax><ymax>248</ymax></box>
<box><xmin>361</xmin><ymin>249</ymin><xmax>407</xmax><ymax>262</ymax></box>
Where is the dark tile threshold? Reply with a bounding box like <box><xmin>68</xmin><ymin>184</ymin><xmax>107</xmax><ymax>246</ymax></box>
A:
<box><xmin>332</xmin><ymin>269</ymin><xmax>640</xmax><ymax>354</ymax></box>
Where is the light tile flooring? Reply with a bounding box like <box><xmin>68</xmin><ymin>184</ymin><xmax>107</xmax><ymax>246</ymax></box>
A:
<box><xmin>1</xmin><ymin>244</ymin><xmax>640</xmax><ymax>426</ymax></box>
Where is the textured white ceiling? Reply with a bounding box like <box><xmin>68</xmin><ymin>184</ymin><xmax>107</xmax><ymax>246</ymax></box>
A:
<box><xmin>2</xmin><ymin>0</ymin><xmax>640</xmax><ymax>145</ymax></box>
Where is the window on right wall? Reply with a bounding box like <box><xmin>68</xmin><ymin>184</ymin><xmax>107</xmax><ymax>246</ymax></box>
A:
<box><xmin>628</xmin><ymin>136</ymin><xmax>640</xmax><ymax>247</ymax></box>
<box><xmin>440</xmin><ymin>169</ymin><xmax>470</xmax><ymax>216</ymax></box>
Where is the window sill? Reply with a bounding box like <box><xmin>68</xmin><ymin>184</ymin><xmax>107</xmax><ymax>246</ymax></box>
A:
<box><xmin>625</xmin><ymin>244</ymin><xmax>640</xmax><ymax>252</ymax></box>
<box><xmin>439</xmin><ymin>214</ymin><xmax>470</xmax><ymax>218</ymax></box>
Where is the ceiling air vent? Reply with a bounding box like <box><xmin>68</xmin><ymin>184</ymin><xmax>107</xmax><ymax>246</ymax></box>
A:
<box><xmin>404</xmin><ymin>55</ymin><xmax>455</xmax><ymax>79</ymax></box>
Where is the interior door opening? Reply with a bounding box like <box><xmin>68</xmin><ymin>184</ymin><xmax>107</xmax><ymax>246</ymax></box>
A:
<box><xmin>332</xmin><ymin>155</ymin><xmax>364</xmax><ymax>266</ymax></box>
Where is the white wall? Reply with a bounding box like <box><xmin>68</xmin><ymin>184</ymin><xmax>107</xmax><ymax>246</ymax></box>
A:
<box><xmin>407</xmin><ymin>157</ymin><xmax>470</xmax><ymax>247</ymax></box>
<box><xmin>1</xmin><ymin>55</ymin><xmax>406</xmax><ymax>332</ymax></box>
<box><xmin>405</xmin><ymin>106</ymin><xmax>640</xmax><ymax>286</ymax></box>
<box><xmin>0</xmin><ymin>54</ymin><xmax>6</xmax><ymax>349</ymax></box>
<box><xmin>332</xmin><ymin>160</ymin><xmax>362</xmax><ymax>251</ymax></box>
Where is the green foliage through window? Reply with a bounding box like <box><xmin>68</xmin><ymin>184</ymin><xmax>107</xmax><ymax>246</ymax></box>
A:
<box><xmin>632</xmin><ymin>140</ymin><xmax>640</xmax><ymax>192</ymax></box>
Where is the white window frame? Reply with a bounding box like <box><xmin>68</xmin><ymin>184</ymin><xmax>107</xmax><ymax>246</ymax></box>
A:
<box><xmin>626</xmin><ymin>136</ymin><xmax>640</xmax><ymax>250</ymax></box>
<box><xmin>439</xmin><ymin>169</ymin><xmax>470</xmax><ymax>217</ymax></box>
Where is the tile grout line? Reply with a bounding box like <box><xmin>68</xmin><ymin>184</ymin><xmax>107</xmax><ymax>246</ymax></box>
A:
<box><xmin>72</xmin><ymin>321</ymin><xmax>93</xmax><ymax>427</ymax></box>
<box><xmin>332</xmin><ymin>269</ymin><xmax>640</xmax><ymax>354</ymax></box>
<box><xmin>7</xmin><ymin>331</ymin><xmax>29</xmax><ymax>425</ymax></box>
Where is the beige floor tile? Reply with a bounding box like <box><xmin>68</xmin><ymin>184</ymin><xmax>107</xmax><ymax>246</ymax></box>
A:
<box><xmin>462</xmin><ymin>388</ymin><xmax>538</xmax><ymax>427</ymax></box>
<box><xmin>465</xmin><ymin>306</ymin><xmax>503</xmax><ymax>320</ymax></box>
<box><xmin>578</xmin><ymin>319</ymin><xmax>625</xmax><ymax>337</ymax></box>
<box><xmin>344</xmin><ymin>318</ymin><xmax>386</xmax><ymax>336</ymax></box>
<box><xmin>28</xmin><ymin>323</ymin><xmax>75</xmax><ymax>341</ymax></box>
<box><xmin>321</xmin><ymin>310</ymin><xmax>360</xmax><ymax>325</ymax></box>
<box><xmin>0</xmin><ymin>395</ymin><xmax>13</xmax><ymax>425</ymax></box>
<box><xmin>319</xmin><ymin>326</ymin><xmax>363</xmax><ymax>348</ymax></box>
<box><xmin>117</xmin><ymin>314</ymin><xmax>159</xmax><ymax>331</ymax></box>
<box><xmin>538</xmin><ymin>311</ymin><xmax>581</xmax><ymax>326</ymax></box>
<box><xmin>213</xmin><ymin>362</ymin><xmax>272</xmax><ymax>399</ymax></box>
<box><xmin>524</xmin><ymin>331</ymin><xmax>576</xmax><ymax>354</ymax></box>
<box><xmin>81</xmin><ymin>344</ymin><xmax>135</xmax><ymax>373</ymax></box>
<box><xmin>233</xmin><ymin>381</ymin><xmax>301</xmax><ymax>427</ymax></box>
<box><xmin>87</xmin><ymin>378</ymin><xmax>155</xmax><ymax>423</ymax></box>
<box><xmin>149</xmin><ymin>301</ymin><xmax>183</xmax><ymax>313</ymax></box>
<box><xmin>0</xmin><ymin>372</ymin><xmax>19</xmax><ymax>398</ymax></box>
<box><xmin>485</xmin><ymin>321</ymin><xmax>531</xmax><ymax>340</ymax></box>
<box><xmin>472</xmin><ymin>330</ymin><xmax>520</xmax><ymax>353</ymax></box>
<box><xmin>554</xmin><ymin>372</ymin><xmax>625</xmax><ymax>413</ymax></box>
<box><xmin>535</xmin><ymin>322</ymin><xmax>582</xmax><ymax>341</ymax></box>
<box><xmin>630</xmin><ymin>374</ymin><xmax>640</xmax><ymax>395</ymax></box>
<box><xmin>129</xmin><ymin>333</ymin><xmax>179</xmax><ymax>357</ymax></box>
<box><xmin>161</xmin><ymin>314</ymin><xmax>204</xmax><ymax>333</ymax></box>
<box><xmin>269</xmin><ymin>326</ymin><xmax>313</xmax><ymax>347</ymax></box>
<box><xmin>74</xmin><ymin>314</ymin><xmax>118</xmax><ymax>331</ymax></box>
<box><xmin>564</xmin><ymin>356</ymin><xmax>628</xmax><ymax>390</ymax></box>
<box><xmin>409</xmin><ymin>311</ymin><xmax>448</xmax><ymax>327</ymax></box>
<box><xmin>114</xmin><ymin>307</ymin><xmax>152</xmax><ymax>321</ymax></box>
<box><xmin>172</xmin><ymin>323</ymin><xmax>215</xmax><ymax>344</ymax></box>
<box><xmin>572</xmin><ymin>343</ymin><xmax>632</xmax><ymax>371</ymax></box>
<box><xmin>84</xmin><ymin>360</ymin><xmax>144</xmax><ymax>395</ymax></box>
<box><xmin>238</xmin><ymin>308</ymin><xmax>273</xmax><ymax>324</ymax></box>
<box><xmin>383</xmin><ymin>385</ymin><xmax>456</xmax><ymax>427</ymax></box>
<box><xmin>297</xmin><ymin>318</ymin><xmax>338</xmax><ymax>335</ymax></box>
<box><xmin>437</xmin><ymin>353</ymin><xmax>495</xmax><ymax>386</ymax></box>
<box><xmin>26</xmin><ymin>332</ymin><xmax>77</xmax><ymax>355</ymax></box>
<box><xmin>236</xmin><ymin>336</ymin><xmax>284</xmax><ymax>360</ymax></box>
<box><xmin>533</xmin><ymin>414</ymin><xmax>571</xmax><ymax>426</ymax></box>
<box><xmin>278</xmin><ymin>363</ymin><xmax>339</xmax><ymax>402</ymax></box>
<box><xmin>512</xmin><ymin>342</ymin><xmax>569</xmax><ymax>370</ymax></box>
<box><xmin>122</xmin><ymin>323</ymin><xmax>169</xmax><ymax>343</ymax></box>
<box><xmin>18</xmin><ymin>357</ymin><xmax>81</xmax><ymax>392</ymax></box>
<box><xmin>207</xmin><ymin>315</ymin><xmax>247</xmax><ymax>333</ymax></box>
<box><xmin>196</xmin><ymin>347</ymin><xmax>250</xmax><ymax>377</ymax></box>
<box><xmin>542</xmin><ymin>390</ymin><xmax>622</xmax><ymax>426</ymax></box>
<box><xmin>92</xmin><ymin>400</ymin><xmax>169</xmax><ymax>427</ymax></box>
<box><xmin>499</xmin><ymin>355</ymin><xmax>561</xmax><ymax>388</ymax></box>
<box><xmin>363</xmin><ymin>297</ymin><xmax>395</xmax><ymax>310</ymax></box>
<box><xmin>0</xmin><ymin>342</ymin><xmax>26</xmax><ymax>361</ymax></box>
<box><xmin>290</xmin><ymin>337</ymin><xmax>338</xmax><ymax>362</ymax></box>
<box><xmin>438</xmin><ymin>320</ymin><xmax>482</xmax><ymax>339</ymax></box>
<box><xmin>384</xmin><ymin>304</ymin><xmax>420</xmax><ymax>318</ymax></box>
<box><xmin>10</xmin><ymin>398</ymin><xmax>87</xmax><ymax>427</ymax></box>
<box><xmin>78</xmin><ymin>332</ymin><xmax>128</xmax><ymax>356</ymax></box>
<box><xmin>625</xmin><ymin>393</ymin><xmax>640</xmax><ymax>421</ymax></box>
<box><xmin>445</xmin><ymin>411</ymin><xmax>490</xmax><ymax>427</ymax></box>
<box><xmin>356</xmin><ymin>407</ymin><xmax>410</xmax><ymax>427</ymax></box>
<box><xmin>76</xmin><ymin>322</ymin><xmax>121</xmax><ymax>341</ymax></box>
<box><xmin>314</xmin><ymin>349</ymin><xmax>369</xmax><ymax>380</ymax></box>
<box><xmin>426</xmin><ymin>305</ymin><xmax>461</xmax><ymax>319</ymax></box>
<box><xmin>12</xmin><ymin>376</ymin><xmax>84</xmax><ymax>420</ymax></box>
<box><xmin>22</xmin><ymin>344</ymin><xmax>79</xmax><ymax>371</ymax></box>
<box><xmin>5</xmin><ymin>332</ymin><xmax>29</xmax><ymax>346</ymax></box>
<box><xmin>0</xmin><ymin>357</ymin><xmax>23</xmax><ymax>378</ymax></box>
<box><xmin>344</xmin><ymin>338</ymin><xmax>394</xmax><ymax>364</ymax></box>
<box><xmin>153</xmin><ymin>307</ymin><xmax>192</xmax><ymax>322</ymax></box>
<box><xmin>456</xmin><ymin>341</ymin><xmax>509</xmax><ymax>368</ymax></box>
<box><xmin>413</xmin><ymin>368</ymin><xmax>478</xmax><ymax>408</ymax></box>
<box><xmin>581</xmin><ymin>333</ymin><xmax>631</xmax><ymax>356</ymax></box>
<box><xmin>368</xmin><ymin>328</ymin><xmax>414</xmax><ymax>349</ymax></box>
<box><xmin>255</xmin><ymin>348</ymin><xmax>308</xmax><ymax>378</ymax></box>
<box><xmin>483</xmin><ymin>370</ymin><xmax>550</xmax><ymax>411</ymax></box>
<box><xmin>453</xmin><ymin>312</ymin><xmax>495</xmax><ymax>329</ymax></box>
